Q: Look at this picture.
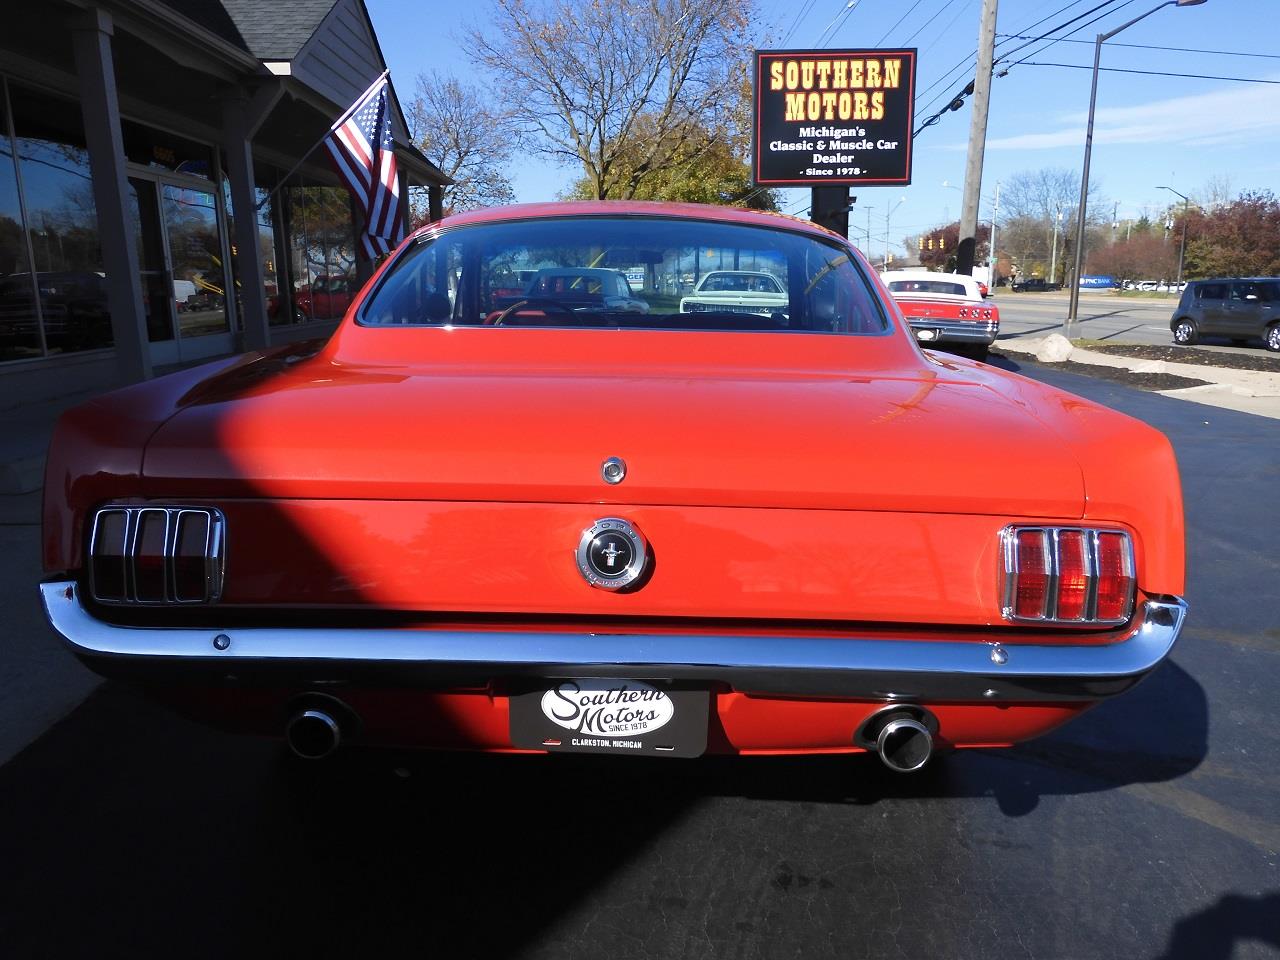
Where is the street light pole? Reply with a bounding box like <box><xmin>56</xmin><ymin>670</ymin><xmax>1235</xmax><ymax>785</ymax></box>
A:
<box><xmin>983</xmin><ymin>180</ymin><xmax>1000</xmax><ymax>284</ymax></box>
<box><xmin>1049</xmin><ymin>206</ymin><xmax>1062</xmax><ymax>286</ymax></box>
<box><xmin>1065</xmin><ymin>0</ymin><xmax>1207</xmax><ymax>333</ymax></box>
<box><xmin>1158</xmin><ymin>185</ymin><xmax>1190</xmax><ymax>288</ymax></box>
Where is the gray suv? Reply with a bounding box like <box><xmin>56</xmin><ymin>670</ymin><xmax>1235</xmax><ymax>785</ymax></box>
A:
<box><xmin>1171</xmin><ymin>278</ymin><xmax>1280</xmax><ymax>352</ymax></box>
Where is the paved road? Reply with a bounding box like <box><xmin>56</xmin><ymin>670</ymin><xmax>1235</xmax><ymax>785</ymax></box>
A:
<box><xmin>1</xmin><ymin>365</ymin><xmax>1277</xmax><ymax>959</ymax></box>
<box><xmin>994</xmin><ymin>292</ymin><xmax>1273</xmax><ymax>356</ymax></box>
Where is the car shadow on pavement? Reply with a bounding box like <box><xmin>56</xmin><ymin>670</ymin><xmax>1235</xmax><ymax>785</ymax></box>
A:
<box><xmin>0</xmin><ymin>656</ymin><xmax>1208</xmax><ymax>957</ymax></box>
<box><xmin>687</xmin><ymin>657</ymin><xmax>1208</xmax><ymax>818</ymax></box>
<box><xmin>1153</xmin><ymin>892</ymin><xmax>1280</xmax><ymax>959</ymax></box>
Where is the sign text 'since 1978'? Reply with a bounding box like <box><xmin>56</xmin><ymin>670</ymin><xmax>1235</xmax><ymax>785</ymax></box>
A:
<box><xmin>752</xmin><ymin>49</ymin><xmax>916</xmax><ymax>187</ymax></box>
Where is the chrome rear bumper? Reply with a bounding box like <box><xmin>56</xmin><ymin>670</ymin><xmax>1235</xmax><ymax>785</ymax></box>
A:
<box><xmin>907</xmin><ymin>318</ymin><xmax>999</xmax><ymax>345</ymax></box>
<box><xmin>39</xmin><ymin>580</ymin><xmax>1185</xmax><ymax>703</ymax></box>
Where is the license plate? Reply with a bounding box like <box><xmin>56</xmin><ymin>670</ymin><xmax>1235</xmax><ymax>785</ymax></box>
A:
<box><xmin>509</xmin><ymin>679</ymin><xmax>708</xmax><ymax>758</ymax></box>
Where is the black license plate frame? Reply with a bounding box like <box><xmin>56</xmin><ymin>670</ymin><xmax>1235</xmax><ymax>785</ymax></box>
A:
<box><xmin>509</xmin><ymin>679</ymin><xmax>708</xmax><ymax>758</ymax></box>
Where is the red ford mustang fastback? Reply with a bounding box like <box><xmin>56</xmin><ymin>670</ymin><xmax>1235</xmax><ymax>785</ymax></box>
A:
<box><xmin>40</xmin><ymin>201</ymin><xmax>1186</xmax><ymax>772</ymax></box>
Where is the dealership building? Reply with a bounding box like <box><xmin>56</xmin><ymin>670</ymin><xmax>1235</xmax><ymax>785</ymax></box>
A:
<box><xmin>0</xmin><ymin>0</ymin><xmax>448</xmax><ymax>406</ymax></box>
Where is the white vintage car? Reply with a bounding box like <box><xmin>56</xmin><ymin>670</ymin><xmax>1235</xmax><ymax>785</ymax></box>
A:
<box><xmin>679</xmin><ymin>271</ymin><xmax>789</xmax><ymax>319</ymax></box>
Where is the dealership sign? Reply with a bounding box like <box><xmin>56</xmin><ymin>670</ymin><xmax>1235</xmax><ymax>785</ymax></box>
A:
<box><xmin>753</xmin><ymin>49</ymin><xmax>917</xmax><ymax>187</ymax></box>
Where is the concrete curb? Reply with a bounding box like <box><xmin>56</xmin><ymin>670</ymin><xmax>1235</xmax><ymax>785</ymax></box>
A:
<box><xmin>995</xmin><ymin>334</ymin><xmax>1280</xmax><ymax>420</ymax></box>
<box><xmin>996</xmin><ymin>335</ymin><xmax>1280</xmax><ymax>398</ymax></box>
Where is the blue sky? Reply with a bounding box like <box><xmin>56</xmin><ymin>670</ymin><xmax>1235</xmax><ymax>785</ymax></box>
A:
<box><xmin>369</xmin><ymin>0</ymin><xmax>1278</xmax><ymax>258</ymax></box>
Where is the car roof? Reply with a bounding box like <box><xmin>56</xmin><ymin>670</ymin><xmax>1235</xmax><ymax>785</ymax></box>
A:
<box><xmin>414</xmin><ymin>200</ymin><xmax>844</xmax><ymax>243</ymax></box>
<box><xmin>882</xmin><ymin>270</ymin><xmax>978</xmax><ymax>284</ymax></box>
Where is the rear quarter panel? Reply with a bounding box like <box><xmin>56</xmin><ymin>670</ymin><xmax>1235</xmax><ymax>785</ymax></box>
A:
<box><xmin>945</xmin><ymin>355</ymin><xmax>1185</xmax><ymax>597</ymax></box>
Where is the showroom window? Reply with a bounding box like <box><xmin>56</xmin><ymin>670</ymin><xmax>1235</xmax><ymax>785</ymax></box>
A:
<box><xmin>1</xmin><ymin>77</ymin><xmax>113</xmax><ymax>360</ymax></box>
<box><xmin>224</xmin><ymin>174</ymin><xmax>289</xmax><ymax>326</ymax></box>
<box><xmin>283</xmin><ymin>182</ymin><xmax>357</xmax><ymax>321</ymax></box>
<box><xmin>0</xmin><ymin>77</ymin><xmax>42</xmax><ymax>362</ymax></box>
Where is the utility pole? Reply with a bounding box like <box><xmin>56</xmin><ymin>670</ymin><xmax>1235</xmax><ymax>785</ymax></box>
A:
<box><xmin>866</xmin><ymin>205</ymin><xmax>874</xmax><ymax>251</ymax></box>
<box><xmin>886</xmin><ymin>197</ymin><xmax>905</xmax><ymax>270</ymax></box>
<box><xmin>956</xmin><ymin>0</ymin><xmax>999</xmax><ymax>276</ymax></box>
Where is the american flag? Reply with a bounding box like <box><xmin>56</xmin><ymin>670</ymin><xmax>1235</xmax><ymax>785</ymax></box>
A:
<box><xmin>324</xmin><ymin>72</ymin><xmax>403</xmax><ymax>259</ymax></box>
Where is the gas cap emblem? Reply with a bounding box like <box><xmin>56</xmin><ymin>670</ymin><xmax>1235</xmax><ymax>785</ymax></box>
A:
<box><xmin>576</xmin><ymin>518</ymin><xmax>648</xmax><ymax>591</ymax></box>
<box><xmin>601</xmin><ymin>456</ymin><xmax>626</xmax><ymax>485</ymax></box>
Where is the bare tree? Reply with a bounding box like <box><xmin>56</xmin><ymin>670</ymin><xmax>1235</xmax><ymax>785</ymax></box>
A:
<box><xmin>1000</xmin><ymin>167</ymin><xmax>1106</xmax><ymax>226</ymax></box>
<box><xmin>467</xmin><ymin>0</ymin><xmax>756</xmax><ymax>199</ymax></box>
<box><xmin>407</xmin><ymin>72</ymin><xmax>515</xmax><ymax>215</ymax></box>
<box><xmin>1196</xmin><ymin>174</ymin><xmax>1235</xmax><ymax>212</ymax></box>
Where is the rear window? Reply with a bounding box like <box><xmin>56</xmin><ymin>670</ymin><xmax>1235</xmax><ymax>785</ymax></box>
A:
<box><xmin>887</xmin><ymin>280</ymin><xmax>968</xmax><ymax>297</ymax></box>
<box><xmin>698</xmin><ymin>272</ymin><xmax>783</xmax><ymax>293</ymax></box>
<box><xmin>361</xmin><ymin>216</ymin><xmax>888</xmax><ymax>335</ymax></box>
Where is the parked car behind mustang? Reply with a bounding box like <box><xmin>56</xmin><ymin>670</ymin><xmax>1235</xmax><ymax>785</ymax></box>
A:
<box><xmin>679</xmin><ymin>270</ymin><xmax>788</xmax><ymax>318</ymax></box>
<box><xmin>881</xmin><ymin>270</ymin><xmax>999</xmax><ymax>361</ymax></box>
<box><xmin>39</xmin><ymin>201</ymin><xmax>1186</xmax><ymax>772</ymax></box>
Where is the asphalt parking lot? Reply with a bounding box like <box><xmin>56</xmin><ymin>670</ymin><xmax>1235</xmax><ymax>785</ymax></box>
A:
<box><xmin>1</xmin><ymin>363</ymin><xmax>1277</xmax><ymax>959</ymax></box>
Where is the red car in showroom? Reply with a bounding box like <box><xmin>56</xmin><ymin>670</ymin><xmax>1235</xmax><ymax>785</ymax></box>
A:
<box><xmin>40</xmin><ymin>201</ymin><xmax>1186</xmax><ymax>772</ymax></box>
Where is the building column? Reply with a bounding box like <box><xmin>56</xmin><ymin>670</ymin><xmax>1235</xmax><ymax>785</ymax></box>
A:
<box><xmin>222</xmin><ymin>93</ymin><xmax>270</xmax><ymax>352</ymax></box>
<box><xmin>428</xmin><ymin>182</ymin><xmax>443</xmax><ymax>222</ymax></box>
<box><xmin>70</xmin><ymin>8</ymin><xmax>150</xmax><ymax>383</ymax></box>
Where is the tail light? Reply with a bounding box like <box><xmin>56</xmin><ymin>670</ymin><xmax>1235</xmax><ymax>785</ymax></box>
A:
<box><xmin>88</xmin><ymin>506</ymin><xmax>225</xmax><ymax>605</ymax></box>
<box><xmin>1000</xmin><ymin>526</ymin><xmax>1134</xmax><ymax>625</ymax></box>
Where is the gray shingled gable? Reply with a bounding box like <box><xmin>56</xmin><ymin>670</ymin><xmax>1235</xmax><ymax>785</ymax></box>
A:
<box><xmin>220</xmin><ymin>0</ymin><xmax>340</xmax><ymax>59</ymax></box>
<box><xmin>154</xmin><ymin>0</ymin><xmax>340</xmax><ymax>60</ymax></box>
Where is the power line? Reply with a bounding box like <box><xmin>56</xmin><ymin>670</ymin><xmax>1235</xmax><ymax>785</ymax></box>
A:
<box><xmin>914</xmin><ymin>49</ymin><xmax>977</xmax><ymax>109</ymax></box>
<box><xmin>781</xmin><ymin>0</ymin><xmax>821</xmax><ymax>46</ymax></box>
<box><xmin>1018</xmin><ymin>62</ymin><xmax>1280</xmax><ymax>84</ymax></box>
<box><xmin>992</xmin><ymin>0</ymin><xmax>1129</xmax><ymax>66</ymax></box>
<box><xmin>815</xmin><ymin>0</ymin><xmax>863</xmax><ymax>47</ymax></box>
<box><xmin>997</xmin><ymin>35</ymin><xmax>1280</xmax><ymax>60</ymax></box>
<box><xmin>999</xmin><ymin>0</ymin><xmax>1142</xmax><ymax>72</ymax></box>
<box><xmin>916</xmin><ymin>0</ymin><xmax>1153</xmax><ymax>136</ymax></box>
<box><xmin>908</xmin><ymin>0</ymin><xmax>973</xmax><ymax>52</ymax></box>
<box><xmin>875</xmin><ymin>0</ymin><xmax>930</xmax><ymax>46</ymax></box>
<box><xmin>912</xmin><ymin>0</ymin><xmax>1104</xmax><ymax>113</ymax></box>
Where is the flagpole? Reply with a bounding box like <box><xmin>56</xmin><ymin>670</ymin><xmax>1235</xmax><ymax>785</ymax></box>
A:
<box><xmin>254</xmin><ymin>70</ymin><xmax>390</xmax><ymax>210</ymax></box>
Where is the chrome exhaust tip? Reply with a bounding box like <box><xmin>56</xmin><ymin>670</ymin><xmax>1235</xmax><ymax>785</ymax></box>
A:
<box><xmin>286</xmin><ymin>708</ymin><xmax>342</xmax><ymax>760</ymax></box>
<box><xmin>854</xmin><ymin>705</ymin><xmax>938</xmax><ymax>773</ymax></box>
<box><xmin>875</xmin><ymin>716</ymin><xmax>934</xmax><ymax>773</ymax></box>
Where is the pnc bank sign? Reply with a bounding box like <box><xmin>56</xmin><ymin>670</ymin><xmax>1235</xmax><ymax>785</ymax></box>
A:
<box><xmin>752</xmin><ymin>49</ymin><xmax>917</xmax><ymax>187</ymax></box>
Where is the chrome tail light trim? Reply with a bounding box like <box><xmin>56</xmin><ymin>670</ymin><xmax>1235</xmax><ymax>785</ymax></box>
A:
<box><xmin>999</xmin><ymin>525</ymin><xmax>1135</xmax><ymax>626</ymax></box>
<box><xmin>88</xmin><ymin>506</ymin><xmax>225</xmax><ymax>605</ymax></box>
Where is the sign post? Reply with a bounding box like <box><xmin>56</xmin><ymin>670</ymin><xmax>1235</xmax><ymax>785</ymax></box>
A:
<box><xmin>752</xmin><ymin>49</ymin><xmax>917</xmax><ymax>193</ymax></box>
<box><xmin>810</xmin><ymin>186</ymin><xmax>852</xmax><ymax>238</ymax></box>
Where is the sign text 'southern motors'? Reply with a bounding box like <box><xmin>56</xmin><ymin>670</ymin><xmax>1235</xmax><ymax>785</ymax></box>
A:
<box><xmin>753</xmin><ymin>49</ymin><xmax>916</xmax><ymax>187</ymax></box>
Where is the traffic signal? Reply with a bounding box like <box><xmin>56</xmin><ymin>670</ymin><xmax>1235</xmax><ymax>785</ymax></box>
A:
<box><xmin>918</xmin><ymin>237</ymin><xmax>924</xmax><ymax>250</ymax></box>
<box><xmin>927</xmin><ymin>238</ymin><xmax>934</xmax><ymax>250</ymax></box>
<box><xmin>939</xmin><ymin>237</ymin><xmax>946</xmax><ymax>251</ymax></box>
